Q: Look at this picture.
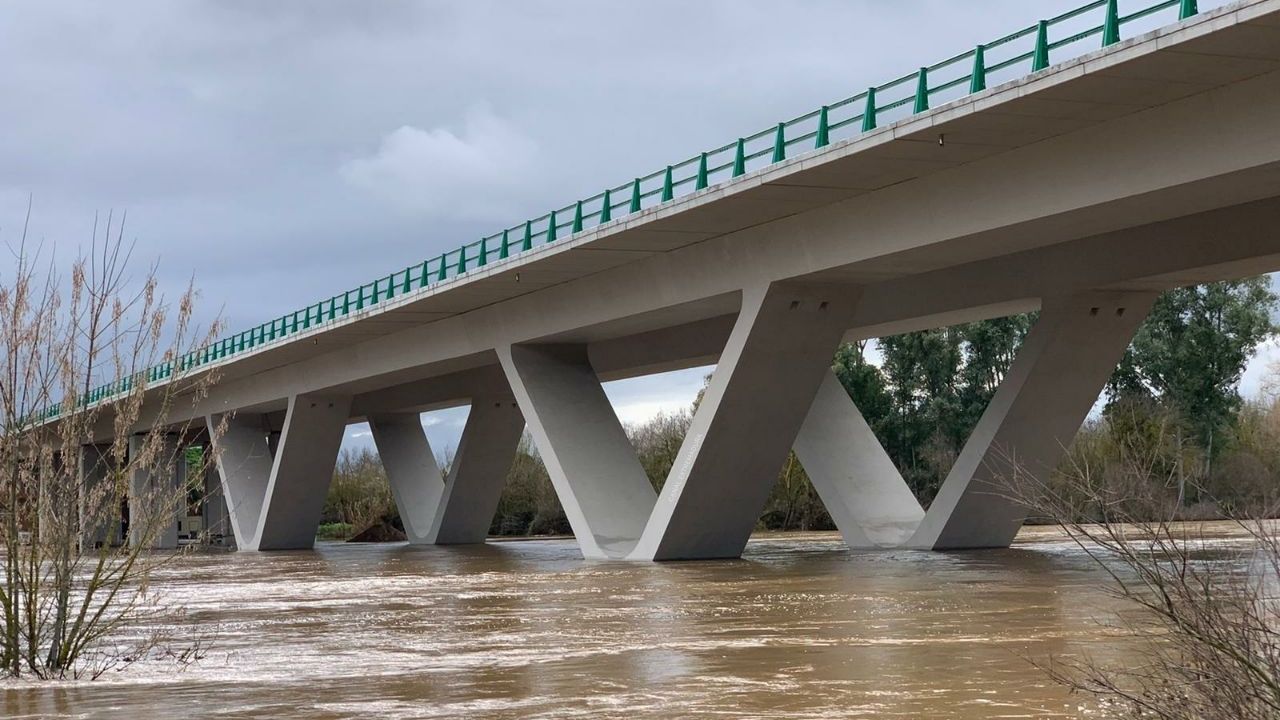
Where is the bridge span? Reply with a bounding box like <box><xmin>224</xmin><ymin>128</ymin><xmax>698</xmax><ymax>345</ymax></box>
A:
<box><xmin>69</xmin><ymin>0</ymin><xmax>1280</xmax><ymax>559</ymax></box>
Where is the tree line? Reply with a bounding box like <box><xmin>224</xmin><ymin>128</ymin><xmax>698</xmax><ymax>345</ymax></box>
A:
<box><xmin>322</xmin><ymin>276</ymin><xmax>1279</xmax><ymax>539</ymax></box>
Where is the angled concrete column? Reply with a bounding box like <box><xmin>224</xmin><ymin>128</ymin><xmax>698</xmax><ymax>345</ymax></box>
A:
<box><xmin>207</xmin><ymin>414</ymin><xmax>273</xmax><ymax>550</ymax></box>
<box><xmin>127</xmin><ymin>434</ymin><xmax>180</xmax><ymax>550</ymax></box>
<box><xmin>200</xmin><ymin>451</ymin><xmax>231</xmax><ymax>547</ymax></box>
<box><xmin>370</xmin><ymin>397</ymin><xmax>523</xmax><ymax>545</ymax></box>
<box><xmin>78</xmin><ymin>443</ymin><xmax>121</xmax><ymax>549</ymax></box>
<box><xmin>498</xmin><ymin>344</ymin><xmax>657</xmax><ymax>559</ymax></box>
<box><xmin>909</xmin><ymin>291</ymin><xmax>1156</xmax><ymax>550</ymax></box>
<box><xmin>793</xmin><ymin>371</ymin><xmax>924</xmax><ymax>548</ymax></box>
<box><xmin>208</xmin><ymin>393</ymin><xmax>351</xmax><ymax>551</ymax></box>
<box><xmin>630</xmin><ymin>282</ymin><xmax>863</xmax><ymax>561</ymax></box>
<box><xmin>369</xmin><ymin>413</ymin><xmax>444</xmax><ymax>543</ymax></box>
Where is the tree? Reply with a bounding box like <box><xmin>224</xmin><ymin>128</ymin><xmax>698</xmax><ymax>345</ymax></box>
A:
<box><xmin>957</xmin><ymin>314</ymin><xmax>1035</xmax><ymax>429</ymax></box>
<box><xmin>836</xmin><ymin>317</ymin><xmax>1034</xmax><ymax>505</ymax></box>
<box><xmin>1110</xmin><ymin>278</ymin><xmax>1277</xmax><ymax>472</ymax></box>
<box><xmin>0</xmin><ymin>210</ymin><xmax>221</xmax><ymax>679</ymax></box>
<box><xmin>876</xmin><ymin>328</ymin><xmax>964</xmax><ymax>500</ymax></box>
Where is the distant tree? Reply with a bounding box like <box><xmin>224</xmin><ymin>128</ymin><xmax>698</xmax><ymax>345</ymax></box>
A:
<box><xmin>863</xmin><ymin>318</ymin><xmax>1036</xmax><ymax>504</ymax></box>
<box><xmin>627</xmin><ymin>410</ymin><xmax>691</xmax><ymax>492</ymax></box>
<box><xmin>831</xmin><ymin>341</ymin><xmax>891</xmax><ymax>431</ymax></box>
<box><xmin>1109</xmin><ymin>278</ymin><xmax>1277</xmax><ymax>471</ymax></box>
<box><xmin>957</xmin><ymin>314</ymin><xmax>1036</xmax><ymax>429</ymax></box>
<box><xmin>877</xmin><ymin>328</ymin><xmax>963</xmax><ymax>500</ymax></box>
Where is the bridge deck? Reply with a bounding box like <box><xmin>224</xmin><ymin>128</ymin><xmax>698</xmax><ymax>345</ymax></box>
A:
<box><xmin>49</xmin><ymin>0</ymin><xmax>1280</xmax><ymax>424</ymax></box>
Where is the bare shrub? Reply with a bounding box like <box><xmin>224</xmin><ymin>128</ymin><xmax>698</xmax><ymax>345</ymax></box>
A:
<box><xmin>997</xmin><ymin>421</ymin><xmax>1280</xmax><ymax>719</ymax></box>
<box><xmin>0</xmin><ymin>210</ymin><xmax>221</xmax><ymax>679</ymax></box>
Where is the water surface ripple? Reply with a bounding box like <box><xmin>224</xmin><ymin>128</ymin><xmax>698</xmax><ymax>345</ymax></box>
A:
<box><xmin>3</xmin><ymin>528</ymin><xmax>1177</xmax><ymax>718</ymax></box>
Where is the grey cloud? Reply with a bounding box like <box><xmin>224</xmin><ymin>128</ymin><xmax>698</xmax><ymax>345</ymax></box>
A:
<box><xmin>2</xmin><ymin>0</ymin><xmax>1244</xmax><ymax>418</ymax></box>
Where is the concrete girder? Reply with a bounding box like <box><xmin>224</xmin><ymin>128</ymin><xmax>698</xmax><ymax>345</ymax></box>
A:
<box><xmin>369</xmin><ymin>395</ymin><xmax>523</xmax><ymax>545</ymax></box>
<box><xmin>207</xmin><ymin>393</ymin><xmax>351</xmax><ymax>551</ymax></box>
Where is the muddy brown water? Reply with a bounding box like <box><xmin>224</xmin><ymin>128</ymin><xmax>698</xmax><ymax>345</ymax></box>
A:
<box><xmin>4</xmin><ymin>525</ymin><xmax>1253</xmax><ymax>719</ymax></box>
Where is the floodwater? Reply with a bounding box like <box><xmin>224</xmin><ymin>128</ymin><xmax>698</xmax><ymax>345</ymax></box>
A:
<box><xmin>1</xmin><ymin>526</ymin><xmax>1241</xmax><ymax>719</ymax></box>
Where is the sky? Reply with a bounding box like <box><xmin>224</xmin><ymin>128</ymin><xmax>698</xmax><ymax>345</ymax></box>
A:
<box><xmin>2</xmin><ymin>0</ymin><xmax>1268</xmax><ymax>456</ymax></box>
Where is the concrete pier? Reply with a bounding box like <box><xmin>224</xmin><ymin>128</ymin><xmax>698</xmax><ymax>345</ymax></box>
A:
<box><xmin>67</xmin><ymin>2</ymin><xmax>1280</xmax><ymax>559</ymax></box>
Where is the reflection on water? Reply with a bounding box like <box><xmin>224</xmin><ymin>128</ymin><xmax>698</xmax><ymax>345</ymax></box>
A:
<box><xmin>3</xmin><ymin>526</ymin><xmax>1238</xmax><ymax>719</ymax></box>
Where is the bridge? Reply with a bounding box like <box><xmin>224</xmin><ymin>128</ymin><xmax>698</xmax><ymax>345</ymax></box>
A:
<box><xmin>64</xmin><ymin>0</ymin><xmax>1280</xmax><ymax>559</ymax></box>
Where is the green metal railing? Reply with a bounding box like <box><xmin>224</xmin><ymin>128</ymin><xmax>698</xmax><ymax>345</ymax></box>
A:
<box><xmin>35</xmin><ymin>0</ymin><xmax>1205</xmax><ymax>422</ymax></box>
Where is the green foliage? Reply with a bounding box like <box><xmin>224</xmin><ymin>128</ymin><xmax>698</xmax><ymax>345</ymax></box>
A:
<box><xmin>316</xmin><ymin>523</ymin><xmax>355</xmax><ymax>541</ymax></box>
<box><xmin>627</xmin><ymin>410</ymin><xmax>692</xmax><ymax>491</ymax></box>
<box><xmin>323</xmin><ymin>448</ymin><xmax>397</xmax><ymax>536</ymax></box>
<box><xmin>757</xmin><ymin>453</ymin><xmax>835</xmax><ymax>532</ymax></box>
<box><xmin>489</xmin><ymin>436</ymin><xmax>570</xmax><ymax>536</ymax></box>
<box><xmin>836</xmin><ymin>316</ymin><xmax>1035</xmax><ymax>505</ymax></box>
<box><xmin>830</xmin><ymin>278</ymin><xmax>1275</xmax><ymax>512</ymax></box>
<box><xmin>1109</xmin><ymin>278</ymin><xmax>1277</xmax><ymax>462</ymax></box>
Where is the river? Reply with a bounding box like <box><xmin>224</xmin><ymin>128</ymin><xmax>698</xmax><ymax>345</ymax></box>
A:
<box><xmin>4</xmin><ymin>525</ymin><xmax>1244</xmax><ymax>719</ymax></box>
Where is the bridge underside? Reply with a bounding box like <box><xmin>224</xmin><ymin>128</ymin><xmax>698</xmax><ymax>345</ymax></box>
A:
<box><xmin>86</xmin><ymin>3</ymin><xmax>1280</xmax><ymax>559</ymax></box>
<box><xmin>192</xmin><ymin>190</ymin><xmax>1280</xmax><ymax>559</ymax></box>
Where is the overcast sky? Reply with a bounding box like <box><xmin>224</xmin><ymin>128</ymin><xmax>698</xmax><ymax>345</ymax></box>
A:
<box><xmin>3</xmin><ymin>0</ymin><xmax>1266</xmax><ymax>455</ymax></box>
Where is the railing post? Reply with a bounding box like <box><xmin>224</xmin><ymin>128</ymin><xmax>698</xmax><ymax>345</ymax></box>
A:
<box><xmin>546</xmin><ymin>210</ymin><xmax>558</xmax><ymax>242</ymax></box>
<box><xmin>385</xmin><ymin>273</ymin><xmax>395</xmax><ymax>300</ymax></box>
<box><xmin>478</xmin><ymin>238</ymin><xmax>488</xmax><ymax>267</ymax></box>
<box><xmin>1103</xmin><ymin>0</ymin><xmax>1120</xmax><ymax>46</ymax></box>
<box><xmin>629</xmin><ymin>178</ymin><xmax>642</xmax><ymax>213</ymax></box>
<box><xmin>457</xmin><ymin>245</ymin><xmax>467</xmax><ymax>273</ymax></box>
<box><xmin>1180</xmin><ymin>0</ymin><xmax>1197</xmax><ymax>19</ymax></box>
<box><xmin>661</xmin><ymin>166</ymin><xmax>674</xmax><ymax>202</ymax></box>
<box><xmin>600</xmin><ymin>189</ymin><xmax>612</xmax><ymax>223</ymax></box>
<box><xmin>571</xmin><ymin>200</ymin><xmax>583</xmax><ymax>233</ymax></box>
<box><xmin>913</xmin><ymin>67</ymin><xmax>929</xmax><ymax>113</ymax></box>
<box><xmin>695</xmin><ymin>152</ymin><xmax>709</xmax><ymax>190</ymax></box>
<box><xmin>732</xmin><ymin>138</ymin><xmax>746</xmax><ymax>177</ymax></box>
<box><xmin>499</xmin><ymin>228</ymin><xmax>510</xmax><ymax>259</ymax></box>
<box><xmin>971</xmin><ymin>45</ymin><xmax>987</xmax><ymax>93</ymax></box>
<box><xmin>771</xmin><ymin>122</ymin><xmax>786</xmax><ymax>163</ymax></box>
<box><xmin>1032</xmin><ymin>20</ymin><xmax>1050</xmax><ymax>71</ymax></box>
<box><xmin>401</xmin><ymin>268</ymin><xmax>411</xmax><ymax>293</ymax></box>
<box><xmin>522</xmin><ymin>220</ymin><xmax>533</xmax><ymax>251</ymax></box>
<box><xmin>815</xmin><ymin>106</ymin><xmax>829</xmax><ymax>149</ymax></box>
<box><xmin>419</xmin><ymin>260</ymin><xmax>429</xmax><ymax>288</ymax></box>
<box><xmin>861</xmin><ymin>88</ymin><xmax>877</xmax><ymax>132</ymax></box>
<box><xmin>436</xmin><ymin>253</ymin><xmax>448</xmax><ymax>282</ymax></box>
<box><xmin>355</xmin><ymin>285</ymin><xmax>365</xmax><ymax>311</ymax></box>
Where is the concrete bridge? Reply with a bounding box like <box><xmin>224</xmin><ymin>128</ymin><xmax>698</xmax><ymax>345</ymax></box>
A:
<box><xmin>70</xmin><ymin>0</ymin><xmax>1280</xmax><ymax>559</ymax></box>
